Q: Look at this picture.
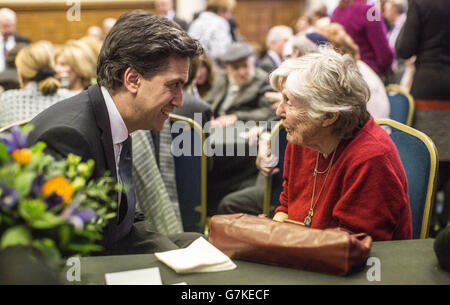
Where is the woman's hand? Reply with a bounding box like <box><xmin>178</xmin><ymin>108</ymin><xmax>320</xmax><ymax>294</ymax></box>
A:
<box><xmin>273</xmin><ymin>212</ymin><xmax>288</xmax><ymax>222</ymax></box>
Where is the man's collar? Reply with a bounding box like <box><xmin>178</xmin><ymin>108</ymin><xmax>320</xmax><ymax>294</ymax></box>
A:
<box><xmin>100</xmin><ymin>86</ymin><xmax>128</xmax><ymax>145</ymax></box>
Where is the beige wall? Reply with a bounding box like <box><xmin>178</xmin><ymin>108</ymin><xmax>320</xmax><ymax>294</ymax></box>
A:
<box><xmin>0</xmin><ymin>0</ymin><xmax>305</xmax><ymax>48</ymax></box>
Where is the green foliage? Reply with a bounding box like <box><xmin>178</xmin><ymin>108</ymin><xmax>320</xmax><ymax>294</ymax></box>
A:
<box><xmin>0</xmin><ymin>125</ymin><xmax>119</xmax><ymax>265</ymax></box>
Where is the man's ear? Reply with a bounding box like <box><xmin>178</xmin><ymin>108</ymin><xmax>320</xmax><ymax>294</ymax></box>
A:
<box><xmin>123</xmin><ymin>67</ymin><xmax>140</xmax><ymax>94</ymax></box>
<box><xmin>321</xmin><ymin>112</ymin><xmax>339</xmax><ymax>128</ymax></box>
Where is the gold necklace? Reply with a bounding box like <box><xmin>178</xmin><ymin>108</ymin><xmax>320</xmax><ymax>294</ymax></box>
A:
<box><xmin>304</xmin><ymin>149</ymin><xmax>337</xmax><ymax>227</ymax></box>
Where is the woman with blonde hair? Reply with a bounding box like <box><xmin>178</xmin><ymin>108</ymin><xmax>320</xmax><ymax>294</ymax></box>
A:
<box><xmin>0</xmin><ymin>43</ymin><xmax>72</xmax><ymax>127</ymax></box>
<box><xmin>0</xmin><ymin>43</ymin><xmax>73</xmax><ymax>127</ymax></box>
<box><xmin>54</xmin><ymin>40</ymin><xmax>97</xmax><ymax>92</ymax></box>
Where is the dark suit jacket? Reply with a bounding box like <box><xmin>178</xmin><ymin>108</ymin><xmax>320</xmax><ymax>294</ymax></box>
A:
<box><xmin>27</xmin><ymin>85</ymin><xmax>133</xmax><ymax>247</ymax></box>
<box><xmin>205</xmin><ymin>68</ymin><xmax>274</xmax><ymax>122</ymax></box>
<box><xmin>257</xmin><ymin>53</ymin><xmax>278</xmax><ymax>74</ymax></box>
<box><xmin>396</xmin><ymin>0</ymin><xmax>450</xmax><ymax>100</ymax></box>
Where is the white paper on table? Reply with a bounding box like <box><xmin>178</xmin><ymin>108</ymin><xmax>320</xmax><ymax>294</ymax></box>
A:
<box><xmin>105</xmin><ymin>267</ymin><xmax>162</xmax><ymax>285</ymax></box>
<box><xmin>155</xmin><ymin>237</ymin><xmax>237</xmax><ymax>274</ymax></box>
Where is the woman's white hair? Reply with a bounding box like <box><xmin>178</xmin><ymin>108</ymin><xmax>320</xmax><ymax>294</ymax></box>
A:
<box><xmin>270</xmin><ymin>46</ymin><xmax>371</xmax><ymax>138</ymax></box>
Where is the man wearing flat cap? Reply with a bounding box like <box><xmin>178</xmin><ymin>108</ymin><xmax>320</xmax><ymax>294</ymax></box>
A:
<box><xmin>205</xmin><ymin>41</ymin><xmax>274</xmax><ymax>127</ymax></box>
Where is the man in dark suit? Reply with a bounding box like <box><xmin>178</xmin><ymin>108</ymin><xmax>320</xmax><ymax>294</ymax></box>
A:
<box><xmin>0</xmin><ymin>8</ymin><xmax>30</xmax><ymax>72</ymax></box>
<box><xmin>257</xmin><ymin>25</ymin><xmax>293</xmax><ymax>74</ymax></box>
<box><xmin>27</xmin><ymin>11</ymin><xmax>204</xmax><ymax>255</ymax></box>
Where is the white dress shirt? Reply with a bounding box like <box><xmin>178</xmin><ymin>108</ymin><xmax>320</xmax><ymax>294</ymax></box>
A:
<box><xmin>100</xmin><ymin>86</ymin><xmax>128</xmax><ymax>179</ymax></box>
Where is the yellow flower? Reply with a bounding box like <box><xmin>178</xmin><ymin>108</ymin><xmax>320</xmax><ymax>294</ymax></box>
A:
<box><xmin>12</xmin><ymin>148</ymin><xmax>32</xmax><ymax>165</ymax></box>
<box><xmin>42</xmin><ymin>176</ymin><xmax>74</xmax><ymax>204</ymax></box>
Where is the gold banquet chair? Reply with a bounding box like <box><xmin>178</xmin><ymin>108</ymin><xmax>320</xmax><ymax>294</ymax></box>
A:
<box><xmin>386</xmin><ymin>84</ymin><xmax>415</xmax><ymax>126</ymax></box>
<box><xmin>376</xmin><ymin>119</ymin><xmax>438</xmax><ymax>239</ymax></box>
<box><xmin>262</xmin><ymin>121</ymin><xmax>288</xmax><ymax>217</ymax></box>
<box><xmin>169</xmin><ymin>113</ymin><xmax>208</xmax><ymax>234</ymax></box>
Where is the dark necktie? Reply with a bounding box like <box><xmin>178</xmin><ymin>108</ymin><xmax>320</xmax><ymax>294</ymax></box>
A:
<box><xmin>117</xmin><ymin>136</ymin><xmax>136</xmax><ymax>225</ymax></box>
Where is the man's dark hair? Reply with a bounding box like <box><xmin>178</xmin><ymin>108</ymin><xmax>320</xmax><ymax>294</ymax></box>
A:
<box><xmin>97</xmin><ymin>11</ymin><xmax>203</xmax><ymax>89</ymax></box>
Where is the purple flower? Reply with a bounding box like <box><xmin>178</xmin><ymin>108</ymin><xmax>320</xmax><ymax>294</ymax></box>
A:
<box><xmin>1</xmin><ymin>126</ymin><xmax>28</xmax><ymax>153</ymax></box>
<box><xmin>31</xmin><ymin>175</ymin><xmax>44</xmax><ymax>196</ymax></box>
<box><xmin>75</xmin><ymin>209</ymin><xmax>98</xmax><ymax>222</ymax></box>
<box><xmin>0</xmin><ymin>185</ymin><xmax>18</xmax><ymax>208</ymax></box>
<box><xmin>45</xmin><ymin>193</ymin><xmax>63</xmax><ymax>209</ymax></box>
<box><xmin>67</xmin><ymin>209</ymin><xmax>98</xmax><ymax>231</ymax></box>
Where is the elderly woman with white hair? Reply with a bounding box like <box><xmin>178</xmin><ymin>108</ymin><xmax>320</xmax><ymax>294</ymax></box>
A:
<box><xmin>271</xmin><ymin>47</ymin><xmax>412</xmax><ymax>241</ymax></box>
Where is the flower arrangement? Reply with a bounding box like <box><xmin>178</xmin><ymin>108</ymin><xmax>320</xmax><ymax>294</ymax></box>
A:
<box><xmin>0</xmin><ymin>125</ymin><xmax>119</xmax><ymax>266</ymax></box>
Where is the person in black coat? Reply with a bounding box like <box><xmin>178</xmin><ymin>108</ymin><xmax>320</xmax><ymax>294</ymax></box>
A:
<box><xmin>396</xmin><ymin>0</ymin><xmax>450</xmax><ymax>101</ymax></box>
<box><xmin>396</xmin><ymin>0</ymin><xmax>450</xmax><ymax>234</ymax></box>
<box><xmin>27</xmin><ymin>12</ymin><xmax>204</xmax><ymax>255</ymax></box>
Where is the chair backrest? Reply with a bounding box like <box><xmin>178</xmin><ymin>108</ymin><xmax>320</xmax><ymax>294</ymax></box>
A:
<box><xmin>386</xmin><ymin>84</ymin><xmax>415</xmax><ymax>126</ymax></box>
<box><xmin>262</xmin><ymin>121</ymin><xmax>287</xmax><ymax>216</ymax></box>
<box><xmin>376</xmin><ymin>119</ymin><xmax>438</xmax><ymax>239</ymax></box>
<box><xmin>169</xmin><ymin>113</ymin><xmax>207</xmax><ymax>234</ymax></box>
<box><xmin>0</xmin><ymin>118</ymin><xmax>33</xmax><ymax>133</ymax></box>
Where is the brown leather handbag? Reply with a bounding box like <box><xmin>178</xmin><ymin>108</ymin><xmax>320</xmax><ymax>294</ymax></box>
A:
<box><xmin>209</xmin><ymin>213</ymin><xmax>372</xmax><ymax>276</ymax></box>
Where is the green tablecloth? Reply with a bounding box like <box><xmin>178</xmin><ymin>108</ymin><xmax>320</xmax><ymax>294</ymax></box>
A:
<box><xmin>67</xmin><ymin>238</ymin><xmax>450</xmax><ymax>285</ymax></box>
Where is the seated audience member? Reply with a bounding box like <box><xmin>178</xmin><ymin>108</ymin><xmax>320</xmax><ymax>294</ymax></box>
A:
<box><xmin>294</xmin><ymin>15</ymin><xmax>313</xmax><ymax>35</ymax></box>
<box><xmin>26</xmin><ymin>12</ymin><xmax>204</xmax><ymax>255</ymax></box>
<box><xmin>176</xmin><ymin>55</ymin><xmax>213</xmax><ymax>125</ymax></box>
<box><xmin>0</xmin><ymin>8</ymin><xmax>30</xmax><ymax>72</ymax></box>
<box><xmin>54</xmin><ymin>40</ymin><xmax>97</xmax><ymax>92</ymax></box>
<box><xmin>154</xmin><ymin>0</ymin><xmax>188</xmax><ymax>31</ymax></box>
<box><xmin>0</xmin><ymin>43</ymin><xmax>72</xmax><ymax>127</ymax></box>
<box><xmin>289</xmin><ymin>32</ymin><xmax>328</xmax><ymax>59</ymax></box>
<box><xmin>189</xmin><ymin>54</ymin><xmax>215</xmax><ymax>99</ymax></box>
<box><xmin>331</xmin><ymin>0</ymin><xmax>394</xmax><ymax>77</ymax></box>
<box><xmin>258</xmin><ymin>25</ymin><xmax>293</xmax><ymax>74</ymax></box>
<box><xmin>317</xmin><ymin>23</ymin><xmax>390</xmax><ymax>121</ymax></box>
<box><xmin>206</xmin><ymin>41</ymin><xmax>273</xmax><ymax>127</ymax></box>
<box><xmin>270</xmin><ymin>47</ymin><xmax>411</xmax><ymax>241</ymax></box>
<box><xmin>0</xmin><ymin>42</ymin><xmax>27</xmax><ymax>91</ymax></box>
<box><xmin>80</xmin><ymin>35</ymin><xmax>103</xmax><ymax>59</ymax></box>
<box><xmin>188</xmin><ymin>0</ymin><xmax>235</xmax><ymax>64</ymax></box>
